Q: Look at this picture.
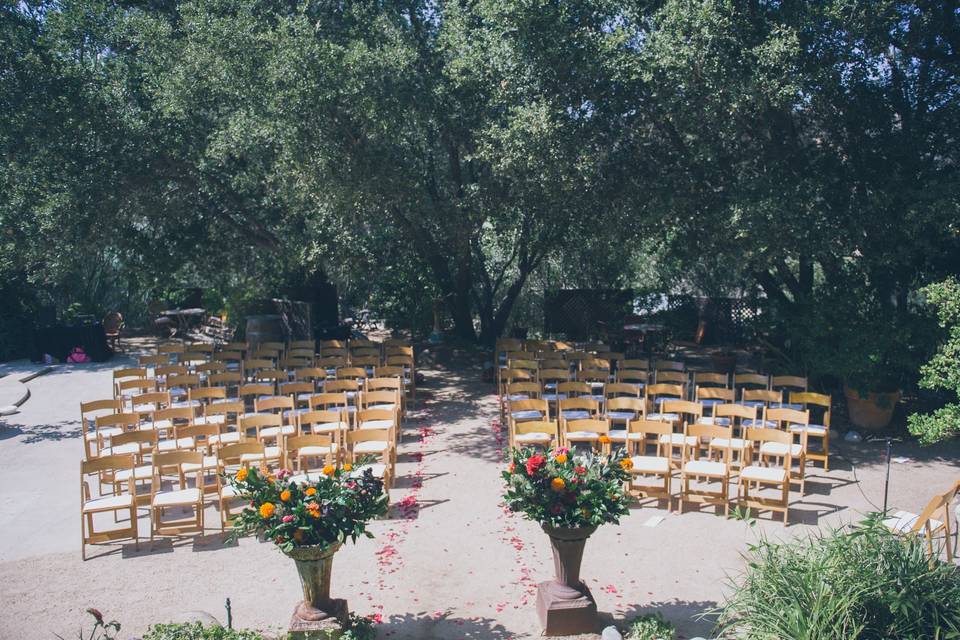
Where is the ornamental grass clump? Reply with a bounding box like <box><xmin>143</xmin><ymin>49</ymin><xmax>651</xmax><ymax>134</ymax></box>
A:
<box><xmin>502</xmin><ymin>446</ymin><xmax>632</xmax><ymax>527</ymax></box>
<box><xmin>711</xmin><ymin>516</ymin><xmax>960</xmax><ymax>639</ymax></box>
<box><xmin>228</xmin><ymin>463</ymin><xmax>388</xmax><ymax>552</ymax></box>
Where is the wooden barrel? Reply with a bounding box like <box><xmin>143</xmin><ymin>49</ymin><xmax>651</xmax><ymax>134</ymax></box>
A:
<box><xmin>245</xmin><ymin>314</ymin><xmax>284</xmax><ymax>347</ymax></box>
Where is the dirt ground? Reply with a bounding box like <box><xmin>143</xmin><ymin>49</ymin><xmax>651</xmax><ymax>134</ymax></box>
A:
<box><xmin>1</xmin><ymin>355</ymin><xmax>959</xmax><ymax>639</ymax></box>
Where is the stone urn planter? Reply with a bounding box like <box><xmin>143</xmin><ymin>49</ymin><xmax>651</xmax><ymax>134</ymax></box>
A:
<box><xmin>844</xmin><ymin>384</ymin><xmax>901</xmax><ymax>431</ymax></box>
<box><xmin>536</xmin><ymin>525</ymin><xmax>599</xmax><ymax>636</ymax></box>
<box><xmin>287</xmin><ymin>543</ymin><xmax>348</xmax><ymax>638</ymax></box>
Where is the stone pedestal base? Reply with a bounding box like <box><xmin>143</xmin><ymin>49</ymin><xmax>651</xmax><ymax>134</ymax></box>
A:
<box><xmin>536</xmin><ymin>580</ymin><xmax>598</xmax><ymax>636</ymax></box>
<box><xmin>288</xmin><ymin>598</ymin><xmax>348</xmax><ymax>640</ymax></box>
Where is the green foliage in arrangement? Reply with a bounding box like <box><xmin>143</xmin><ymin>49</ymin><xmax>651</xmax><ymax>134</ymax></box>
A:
<box><xmin>142</xmin><ymin>623</ymin><xmax>265</xmax><ymax>640</ymax></box>
<box><xmin>502</xmin><ymin>446</ymin><xmax>632</xmax><ymax>528</ymax></box>
<box><xmin>909</xmin><ymin>278</ymin><xmax>960</xmax><ymax>444</ymax></box>
<box><xmin>228</xmin><ymin>465</ymin><xmax>388</xmax><ymax>553</ymax></box>
<box><xmin>625</xmin><ymin>612</ymin><xmax>676</xmax><ymax>640</ymax></box>
<box><xmin>711</xmin><ymin>516</ymin><xmax>960</xmax><ymax>639</ymax></box>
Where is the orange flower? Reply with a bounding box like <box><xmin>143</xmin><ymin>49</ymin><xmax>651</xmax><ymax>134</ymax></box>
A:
<box><xmin>343</xmin><ymin>463</ymin><xmax>352</xmax><ymax>472</ymax></box>
<box><xmin>620</xmin><ymin>458</ymin><xmax>634</xmax><ymax>471</ymax></box>
<box><xmin>305</xmin><ymin>487</ymin><xmax>317</xmax><ymax>497</ymax></box>
<box><xmin>259</xmin><ymin>502</ymin><xmax>275</xmax><ymax>519</ymax></box>
<box><xmin>551</xmin><ymin>477</ymin><xmax>566</xmax><ymax>492</ymax></box>
<box><xmin>280</xmin><ymin>490</ymin><xmax>291</xmax><ymax>502</ymax></box>
<box><xmin>322</xmin><ymin>464</ymin><xmax>336</xmax><ymax>476</ymax></box>
<box><xmin>306</xmin><ymin>501</ymin><xmax>321</xmax><ymax>518</ymax></box>
<box><xmin>598</xmin><ymin>435</ymin><xmax>611</xmax><ymax>444</ymax></box>
<box><xmin>555</xmin><ymin>453</ymin><xmax>568</xmax><ymax>464</ymax></box>
<box><xmin>235</xmin><ymin>468</ymin><xmax>248</xmax><ymax>482</ymax></box>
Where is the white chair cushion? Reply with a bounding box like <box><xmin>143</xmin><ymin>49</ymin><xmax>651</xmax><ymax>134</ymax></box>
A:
<box><xmin>515</xmin><ymin>432</ymin><xmax>552</xmax><ymax>443</ymax></box>
<box><xmin>511</xmin><ymin>410</ymin><xmax>544</xmax><ymax>420</ymax></box>
<box><xmin>607</xmin><ymin>411</ymin><xmax>638</xmax><ymax>421</ymax></box>
<box><xmin>240</xmin><ymin>446</ymin><xmax>281</xmax><ymax>463</ymax></box>
<box><xmin>760</xmin><ymin>442</ymin><xmax>803</xmax><ymax>457</ymax></box>
<box><xmin>153</xmin><ymin>487</ymin><xmax>202</xmax><ymax>507</ymax></box>
<box><xmin>629</xmin><ymin>455</ymin><xmax>670</xmax><ymax>473</ymax></box>
<box><xmin>114</xmin><ymin>465</ymin><xmax>153</xmax><ymax>482</ymax></box>
<box><xmin>743</xmin><ymin>419</ymin><xmax>776</xmax><ymax>428</ymax></box>
<box><xmin>507</xmin><ymin>393</ymin><xmax>530</xmax><ymax>401</ymax></box>
<box><xmin>883</xmin><ymin>510</ymin><xmax>943</xmax><ymax>534</ymax></box>
<box><xmin>259</xmin><ymin>425</ymin><xmax>296</xmax><ymax>438</ymax></box>
<box><xmin>157</xmin><ymin>437</ymin><xmax>195</xmax><ymax>451</ymax></box>
<box><xmin>208</xmin><ymin>432</ymin><xmax>241</xmax><ymax>446</ymax></box>
<box><xmin>308</xmin><ymin>422</ymin><xmax>347</xmax><ymax>434</ymax></box>
<box><xmin>360</xmin><ymin>419</ymin><xmax>394</xmax><ymax>430</ymax></box>
<box><xmin>647</xmin><ymin>412</ymin><xmax>679</xmax><ymax>422</ymax></box>
<box><xmin>699</xmin><ymin>398</ymin><xmax>724</xmax><ymax>407</ymax></box>
<box><xmin>658</xmin><ymin>433</ymin><xmax>697</xmax><ymax>446</ymax></box>
<box><xmin>740</xmin><ymin>465</ymin><xmax>787</xmax><ymax>483</ymax></box>
<box><xmin>83</xmin><ymin>493</ymin><xmax>134</xmax><ymax>512</ymax></box>
<box><xmin>683</xmin><ymin>459</ymin><xmax>727</xmax><ymax>476</ymax></box>
<box><xmin>368</xmin><ymin>403</ymin><xmax>397</xmax><ymax>412</ymax></box>
<box><xmin>789</xmin><ymin>423</ymin><xmax>827</xmax><ymax>435</ymax></box>
<box><xmin>171</xmin><ymin>400</ymin><xmax>200</xmax><ymax>409</ymax></box>
<box><xmin>353</xmin><ymin>440</ymin><xmax>389</xmax><ymax>454</ymax></box>
<box><xmin>607</xmin><ymin>429</ymin><xmax>628</xmax><ymax>442</ymax></box>
<box><xmin>219</xmin><ymin>485</ymin><xmax>240</xmax><ymax>499</ymax></box>
<box><xmin>566</xmin><ymin>431</ymin><xmax>601</xmax><ymax>440</ymax></box>
<box><xmin>194</xmin><ymin>415</ymin><xmax>226</xmax><ymax>425</ymax></box>
<box><xmin>561</xmin><ymin>410</ymin><xmax>591</xmax><ymax>420</ymax></box>
<box><xmin>709</xmin><ymin>437</ymin><xmax>749</xmax><ymax>450</ymax></box>
<box><xmin>698</xmin><ymin>416</ymin><xmax>732</xmax><ymax>426</ymax></box>
<box><xmin>182</xmin><ymin>456</ymin><xmax>219</xmax><ymax>472</ymax></box>
<box><xmin>298</xmin><ymin>445</ymin><xmax>337</xmax><ymax>456</ymax></box>
<box><xmin>99</xmin><ymin>442</ymin><xmax>142</xmax><ymax>456</ymax></box>
<box><xmin>541</xmin><ymin>393</ymin><xmax>567</xmax><ymax>402</ymax></box>
<box><xmin>289</xmin><ymin>472</ymin><xmax>322</xmax><ymax>484</ymax></box>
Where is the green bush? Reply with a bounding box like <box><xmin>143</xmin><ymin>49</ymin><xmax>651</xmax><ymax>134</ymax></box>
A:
<box><xmin>142</xmin><ymin>623</ymin><xmax>265</xmax><ymax>640</ymax></box>
<box><xmin>625</xmin><ymin>612</ymin><xmax>675</xmax><ymax>640</ymax></box>
<box><xmin>711</xmin><ymin>517</ymin><xmax>960</xmax><ymax>639</ymax></box>
<box><xmin>908</xmin><ymin>278</ymin><xmax>960</xmax><ymax>444</ymax></box>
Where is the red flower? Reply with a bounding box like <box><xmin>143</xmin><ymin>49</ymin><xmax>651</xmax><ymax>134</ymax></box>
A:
<box><xmin>525</xmin><ymin>455</ymin><xmax>546</xmax><ymax>476</ymax></box>
<box><xmin>550</xmin><ymin>503</ymin><xmax>564</xmax><ymax>515</ymax></box>
<box><xmin>574</xmin><ymin>465</ymin><xmax>587</xmax><ymax>476</ymax></box>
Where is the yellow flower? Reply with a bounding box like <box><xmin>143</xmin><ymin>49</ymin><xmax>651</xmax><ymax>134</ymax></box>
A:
<box><xmin>551</xmin><ymin>477</ymin><xmax>566</xmax><ymax>492</ymax></box>
<box><xmin>259</xmin><ymin>502</ymin><xmax>275</xmax><ymax>519</ymax></box>
<box><xmin>343</xmin><ymin>463</ymin><xmax>353</xmax><ymax>472</ymax></box>
<box><xmin>620</xmin><ymin>458</ymin><xmax>634</xmax><ymax>471</ymax></box>
<box><xmin>280</xmin><ymin>490</ymin><xmax>291</xmax><ymax>502</ymax></box>
<box><xmin>305</xmin><ymin>487</ymin><xmax>317</xmax><ymax>497</ymax></box>
<box><xmin>322</xmin><ymin>464</ymin><xmax>336</xmax><ymax>476</ymax></box>
<box><xmin>235</xmin><ymin>468</ymin><xmax>248</xmax><ymax>482</ymax></box>
<box><xmin>555</xmin><ymin>453</ymin><xmax>568</xmax><ymax>464</ymax></box>
<box><xmin>598</xmin><ymin>435</ymin><xmax>611</xmax><ymax>444</ymax></box>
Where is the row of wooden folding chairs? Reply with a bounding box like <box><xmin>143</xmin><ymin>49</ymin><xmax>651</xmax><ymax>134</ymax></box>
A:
<box><xmin>80</xmin><ymin>436</ymin><xmax>393</xmax><ymax>560</ymax></box>
<box><xmin>83</xmin><ymin>390</ymin><xmax>403</xmax><ymax>458</ymax></box>
<box><xmin>148</xmin><ymin>339</ymin><xmax>413</xmax><ymax>367</ymax></box>
<box><xmin>510</xmin><ymin>416</ymin><xmax>799</xmax><ymax>524</ymax></box>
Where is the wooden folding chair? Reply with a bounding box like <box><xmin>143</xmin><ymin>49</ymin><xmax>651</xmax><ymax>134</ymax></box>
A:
<box><xmin>346</xmin><ymin>428</ymin><xmax>394</xmax><ymax>485</ymax></box>
<box><xmin>286</xmin><ymin>434</ymin><xmax>336</xmax><ymax>474</ymax></box>
<box><xmin>217</xmin><ymin>442</ymin><xmax>264</xmax><ymax>531</ymax></box>
<box><xmin>150</xmin><ymin>450</ymin><xmax>205</xmax><ymax>540</ymax></box>
<box><xmin>739</xmin><ymin>427</ymin><xmax>793</xmax><ymax>524</ymax></box>
<box><xmin>763</xmin><ymin>407</ymin><xmax>810</xmax><ymax>494</ymax></box>
<box><xmin>789</xmin><ymin>391</ymin><xmax>832</xmax><ymax>470</ymax></box>
<box><xmin>81</xmin><ymin>398</ymin><xmax>123</xmax><ymax>458</ymax></box>
<box><xmin>508</xmin><ymin>399</ymin><xmax>550</xmax><ymax>447</ymax></box>
<box><xmin>563</xmin><ymin>417</ymin><xmax>610</xmax><ymax>452</ymax></box>
<box><xmin>513</xmin><ymin>420</ymin><xmax>558</xmax><ymax>449</ymax></box>
<box><xmin>237</xmin><ymin>415</ymin><xmax>284</xmax><ymax>467</ymax></box>
<box><xmin>625</xmin><ymin>419</ymin><xmax>673</xmax><ymax>505</ymax></box>
<box><xmin>81</xmin><ymin>454</ymin><xmax>139</xmax><ymax>560</ymax></box>
<box><xmin>884</xmin><ymin>480</ymin><xmax>960</xmax><ymax>562</ymax></box>
<box><xmin>679</xmin><ymin>422</ymin><xmax>733</xmax><ymax>515</ymax></box>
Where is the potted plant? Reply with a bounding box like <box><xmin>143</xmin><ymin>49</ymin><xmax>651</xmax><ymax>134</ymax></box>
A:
<box><xmin>228</xmin><ymin>463</ymin><xmax>388</xmax><ymax>634</ymax></box>
<box><xmin>502</xmin><ymin>446</ymin><xmax>633</xmax><ymax>635</ymax></box>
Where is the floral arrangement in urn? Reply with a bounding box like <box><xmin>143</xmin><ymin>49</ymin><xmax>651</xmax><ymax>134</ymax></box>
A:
<box><xmin>228</xmin><ymin>463</ymin><xmax>388</xmax><ymax>551</ymax></box>
<box><xmin>501</xmin><ymin>445</ymin><xmax>632</xmax><ymax>527</ymax></box>
<box><xmin>228</xmin><ymin>463</ymin><xmax>388</xmax><ymax>631</ymax></box>
<box><xmin>502</xmin><ymin>445</ymin><xmax>634</xmax><ymax>635</ymax></box>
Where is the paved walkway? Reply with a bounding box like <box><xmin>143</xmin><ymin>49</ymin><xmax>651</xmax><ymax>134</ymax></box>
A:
<box><xmin>1</xmin><ymin>361</ymin><xmax>959</xmax><ymax>639</ymax></box>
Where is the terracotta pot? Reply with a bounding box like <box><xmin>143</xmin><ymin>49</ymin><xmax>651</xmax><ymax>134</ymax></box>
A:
<box><xmin>844</xmin><ymin>384</ymin><xmax>901</xmax><ymax>430</ymax></box>
<box><xmin>286</xmin><ymin>543</ymin><xmax>345</xmax><ymax>623</ymax></box>
<box><xmin>536</xmin><ymin>525</ymin><xmax>599</xmax><ymax>636</ymax></box>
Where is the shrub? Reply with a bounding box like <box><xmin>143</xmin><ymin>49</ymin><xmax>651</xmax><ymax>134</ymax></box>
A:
<box><xmin>142</xmin><ymin>623</ymin><xmax>264</xmax><ymax>640</ymax></box>
<box><xmin>625</xmin><ymin>612</ymin><xmax>675</xmax><ymax>640</ymax></box>
<box><xmin>908</xmin><ymin>278</ymin><xmax>960</xmax><ymax>444</ymax></box>
<box><xmin>711</xmin><ymin>517</ymin><xmax>960</xmax><ymax>639</ymax></box>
